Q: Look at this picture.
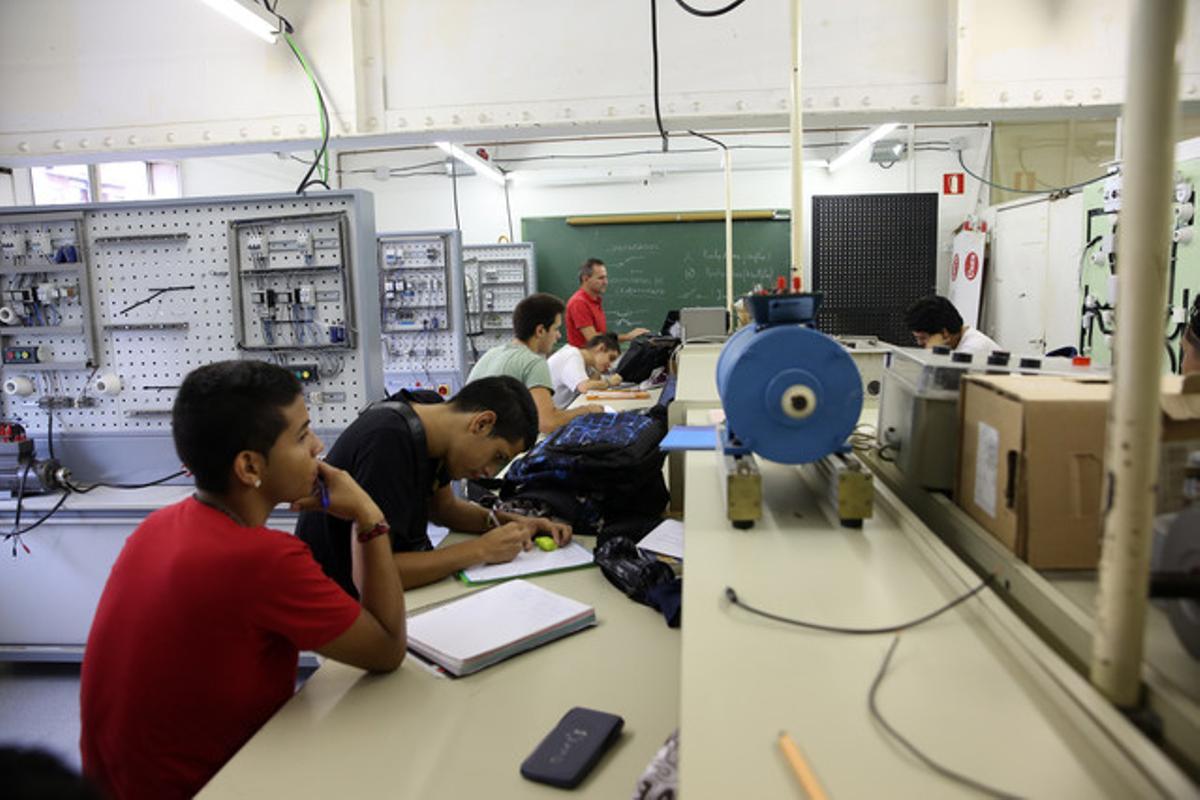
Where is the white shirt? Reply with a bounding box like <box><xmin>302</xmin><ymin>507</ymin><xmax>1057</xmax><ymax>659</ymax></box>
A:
<box><xmin>956</xmin><ymin>326</ymin><xmax>1001</xmax><ymax>357</ymax></box>
<box><xmin>547</xmin><ymin>346</ymin><xmax>590</xmax><ymax>408</ymax></box>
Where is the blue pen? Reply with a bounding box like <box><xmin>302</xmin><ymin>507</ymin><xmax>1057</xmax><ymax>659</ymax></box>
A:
<box><xmin>317</xmin><ymin>477</ymin><xmax>330</xmax><ymax>510</ymax></box>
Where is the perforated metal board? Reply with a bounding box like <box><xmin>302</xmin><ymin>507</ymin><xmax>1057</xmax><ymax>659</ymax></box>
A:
<box><xmin>379</xmin><ymin>230</ymin><xmax>467</xmax><ymax>395</ymax></box>
<box><xmin>0</xmin><ymin>191</ymin><xmax>382</xmax><ymax>481</ymax></box>
<box><xmin>462</xmin><ymin>242</ymin><xmax>536</xmax><ymax>367</ymax></box>
<box><xmin>812</xmin><ymin>193</ymin><xmax>938</xmax><ymax>345</ymax></box>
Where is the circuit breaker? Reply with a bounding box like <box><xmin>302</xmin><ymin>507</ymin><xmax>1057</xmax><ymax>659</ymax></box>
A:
<box><xmin>461</xmin><ymin>242</ymin><xmax>537</xmax><ymax>370</ymax></box>
<box><xmin>378</xmin><ymin>230</ymin><xmax>467</xmax><ymax>397</ymax></box>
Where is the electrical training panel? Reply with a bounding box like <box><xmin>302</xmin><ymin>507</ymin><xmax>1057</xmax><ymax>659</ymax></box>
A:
<box><xmin>1078</xmin><ymin>159</ymin><xmax>1198</xmax><ymax>370</ymax></box>
<box><xmin>0</xmin><ymin>191</ymin><xmax>382</xmax><ymax>481</ymax></box>
<box><xmin>462</xmin><ymin>242</ymin><xmax>536</xmax><ymax>370</ymax></box>
<box><xmin>378</xmin><ymin>230</ymin><xmax>467</xmax><ymax>397</ymax></box>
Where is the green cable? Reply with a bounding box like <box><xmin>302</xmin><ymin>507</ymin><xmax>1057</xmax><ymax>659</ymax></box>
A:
<box><xmin>283</xmin><ymin>32</ymin><xmax>329</xmax><ymax>183</ymax></box>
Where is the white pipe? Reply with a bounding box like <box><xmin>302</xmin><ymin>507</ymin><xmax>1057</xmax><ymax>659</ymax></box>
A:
<box><xmin>1091</xmin><ymin>0</ymin><xmax>1185</xmax><ymax>707</ymax></box>
<box><xmin>724</xmin><ymin>148</ymin><xmax>734</xmax><ymax>316</ymax></box>
<box><xmin>789</xmin><ymin>0</ymin><xmax>805</xmax><ymax>288</ymax></box>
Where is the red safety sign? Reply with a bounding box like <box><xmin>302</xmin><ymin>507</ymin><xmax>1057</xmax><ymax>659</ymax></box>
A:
<box><xmin>943</xmin><ymin>173</ymin><xmax>965</xmax><ymax>195</ymax></box>
<box><xmin>965</xmin><ymin>251</ymin><xmax>980</xmax><ymax>281</ymax></box>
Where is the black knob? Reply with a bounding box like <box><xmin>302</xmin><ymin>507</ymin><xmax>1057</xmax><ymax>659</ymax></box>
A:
<box><xmin>987</xmin><ymin>351</ymin><xmax>1011</xmax><ymax>366</ymax></box>
<box><xmin>1019</xmin><ymin>357</ymin><xmax>1041</xmax><ymax>369</ymax></box>
<box><xmin>931</xmin><ymin>345</ymin><xmax>951</xmax><ymax>355</ymax></box>
<box><xmin>951</xmin><ymin>352</ymin><xmax>973</xmax><ymax>363</ymax></box>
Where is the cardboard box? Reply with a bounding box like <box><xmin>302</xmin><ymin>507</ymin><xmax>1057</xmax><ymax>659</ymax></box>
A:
<box><xmin>956</xmin><ymin>374</ymin><xmax>1200</xmax><ymax>569</ymax></box>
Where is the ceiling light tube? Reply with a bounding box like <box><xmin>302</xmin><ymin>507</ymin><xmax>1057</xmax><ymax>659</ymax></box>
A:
<box><xmin>827</xmin><ymin>123</ymin><xmax>900</xmax><ymax>172</ymax></box>
<box><xmin>199</xmin><ymin>0</ymin><xmax>280</xmax><ymax>44</ymax></box>
<box><xmin>435</xmin><ymin>142</ymin><xmax>507</xmax><ymax>185</ymax></box>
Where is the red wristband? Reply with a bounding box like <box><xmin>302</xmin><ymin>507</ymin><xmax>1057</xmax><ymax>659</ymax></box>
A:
<box><xmin>357</xmin><ymin>520</ymin><xmax>390</xmax><ymax>543</ymax></box>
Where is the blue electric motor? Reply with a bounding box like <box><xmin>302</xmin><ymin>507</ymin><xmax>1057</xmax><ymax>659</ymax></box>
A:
<box><xmin>715</xmin><ymin>294</ymin><xmax>862</xmax><ymax>464</ymax></box>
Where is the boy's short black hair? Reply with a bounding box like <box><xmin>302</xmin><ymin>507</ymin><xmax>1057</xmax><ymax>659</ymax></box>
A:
<box><xmin>904</xmin><ymin>295</ymin><xmax>964</xmax><ymax>336</ymax></box>
<box><xmin>0</xmin><ymin>746</ymin><xmax>101</xmax><ymax>800</ymax></box>
<box><xmin>512</xmin><ymin>293</ymin><xmax>565</xmax><ymax>341</ymax></box>
<box><xmin>579</xmin><ymin>258</ymin><xmax>605</xmax><ymax>283</ymax></box>
<box><xmin>1188</xmin><ymin>293</ymin><xmax>1200</xmax><ymax>346</ymax></box>
<box><xmin>585</xmin><ymin>333</ymin><xmax>620</xmax><ymax>353</ymax></box>
<box><xmin>450</xmin><ymin>376</ymin><xmax>538</xmax><ymax>450</ymax></box>
<box><xmin>172</xmin><ymin>360</ymin><xmax>302</xmax><ymax>493</ymax></box>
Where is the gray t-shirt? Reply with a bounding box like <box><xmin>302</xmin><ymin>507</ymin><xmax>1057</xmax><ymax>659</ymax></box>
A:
<box><xmin>467</xmin><ymin>342</ymin><xmax>552</xmax><ymax>391</ymax></box>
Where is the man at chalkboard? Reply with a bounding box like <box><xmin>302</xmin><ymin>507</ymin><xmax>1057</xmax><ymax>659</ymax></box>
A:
<box><xmin>565</xmin><ymin>258</ymin><xmax>651</xmax><ymax>348</ymax></box>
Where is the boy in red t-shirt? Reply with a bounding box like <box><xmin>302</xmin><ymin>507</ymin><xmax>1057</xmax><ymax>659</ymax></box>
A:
<box><xmin>80</xmin><ymin>360</ymin><xmax>406</xmax><ymax>799</ymax></box>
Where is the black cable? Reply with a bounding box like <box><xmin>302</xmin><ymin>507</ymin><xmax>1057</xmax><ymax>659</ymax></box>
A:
<box><xmin>958</xmin><ymin>151</ymin><xmax>1111</xmax><ymax>197</ymax></box>
<box><xmin>118</xmin><ymin>285</ymin><xmax>196</xmax><ymax>316</ymax></box>
<box><xmin>869</xmin><ymin>637</ymin><xmax>1025</xmax><ymax>799</ymax></box>
<box><xmin>1166</xmin><ymin>338</ymin><xmax>1178</xmax><ymax>373</ymax></box>
<box><xmin>649</xmin><ymin>0</ymin><xmax>669</xmax><ymax>152</ymax></box>
<box><xmin>45</xmin><ymin>409</ymin><xmax>54</xmax><ymax>460</ymax></box>
<box><xmin>3</xmin><ymin>491</ymin><xmax>70</xmax><ymax>546</ymax></box>
<box><xmin>63</xmin><ymin>469</ymin><xmax>188</xmax><ymax>495</ymax></box>
<box><xmin>687</xmin><ymin>129</ymin><xmax>728</xmax><ymax>151</ymax></box>
<box><xmin>724</xmin><ymin>575</ymin><xmax>993</xmax><ymax>635</ymax></box>
<box><xmin>674</xmin><ymin>0</ymin><xmax>750</xmax><ymax>16</ymax></box>
<box><xmin>449</xmin><ymin>160</ymin><xmax>462</xmax><ymax>231</ymax></box>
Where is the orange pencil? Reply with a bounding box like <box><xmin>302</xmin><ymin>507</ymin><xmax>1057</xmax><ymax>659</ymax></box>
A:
<box><xmin>778</xmin><ymin>731</ymin><xmax>829</xmax><ymax>800</ymax></box>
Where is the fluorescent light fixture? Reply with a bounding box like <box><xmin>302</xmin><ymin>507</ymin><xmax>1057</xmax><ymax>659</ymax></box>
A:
<box><xmin>435</xmin><ymin>142</ymin><xmax>507</xmax><ymax>185</ymax></box>
<box><xmin>506</xmin><ymin>166</ymin><xmax>652</xmax><ymax>187</ymax></box>
<box><xmin>827</xmin><ymin>123</ymin><xmax>900</xmax><ymax>172</ymax></box>
<box><xmin>199</xmin><ymin>0</ymin><xmax>280</xmax><ymax>43</ymax></box>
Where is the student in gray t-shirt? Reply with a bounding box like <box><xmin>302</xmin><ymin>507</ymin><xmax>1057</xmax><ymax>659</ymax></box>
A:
<box><xmin>467</xmin><ymin>293</ymin><xmax>605</xmax><ymax>434</ymax></box>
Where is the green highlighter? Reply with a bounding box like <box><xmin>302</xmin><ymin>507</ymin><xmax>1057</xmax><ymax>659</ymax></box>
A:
<box><xmin>533</xmin><ymin>535</ymin><xmax>558</xmax><ymax>552</ymax></box>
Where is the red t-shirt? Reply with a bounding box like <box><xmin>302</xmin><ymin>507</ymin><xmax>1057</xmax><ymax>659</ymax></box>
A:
<box><xmin>565</xmin><ymin>287</ymin><xmax>606</xmax><ymax>347</ymax></box>
<box><xmin>80</xmin><ymin>497</ymin><xmax>361</xmax><ymax>799</ymax></box>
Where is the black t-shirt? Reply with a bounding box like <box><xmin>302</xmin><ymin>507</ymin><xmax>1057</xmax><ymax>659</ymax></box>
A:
<box><xmin>295</xmin><ymin>394</ymin><xmax>448</xmax><ymax>598</ymax></box>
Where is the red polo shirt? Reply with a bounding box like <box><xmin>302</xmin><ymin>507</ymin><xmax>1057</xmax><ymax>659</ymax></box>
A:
<box><xmin>566</xmin><ymin>287</ymin><xmax>606</xmax><ymax>347</ymax></box>
<box><xmin>81</xmin><ymin>497</ymin><xmax>362</xmax><ymax>799</ymax></box>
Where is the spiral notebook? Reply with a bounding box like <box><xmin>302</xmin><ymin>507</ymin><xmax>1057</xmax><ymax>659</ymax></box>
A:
<box><xmin>406</xmin><ymin>579</ymin><xmax>596</xmax><ymax>677</ymax></box>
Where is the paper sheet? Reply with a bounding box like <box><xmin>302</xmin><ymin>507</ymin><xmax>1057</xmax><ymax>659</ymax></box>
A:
<box><xmin>659</xmin><ymin>425</ymin><xmax>717</xmax><ymax>451</ymax></box>
<box><xmin>637</xmin><ymin>519</ymin><xmax>684</xmax><ymax>560</ymax></box>
<box><xmin>427</xmin><ymin>523</ymin><xmax>450</xmax><ymax>549</ymax></box>
<box><xmin>460</xmin><ymin>541</ymin><xmax>594</xmax><ymax>584</ymax></box>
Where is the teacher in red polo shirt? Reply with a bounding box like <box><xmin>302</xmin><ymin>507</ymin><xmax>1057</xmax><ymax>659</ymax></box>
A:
<box><xmin>565</xmin><ymin>258</ymin><xmax>651</xmax><ymax>347</ymax></box>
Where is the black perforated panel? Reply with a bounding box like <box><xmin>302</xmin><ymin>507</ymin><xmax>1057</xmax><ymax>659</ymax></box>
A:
<box><xmin>812</xmin><ymin>193</ymin><xmax>938</xmax><ymax>345</ymax></box>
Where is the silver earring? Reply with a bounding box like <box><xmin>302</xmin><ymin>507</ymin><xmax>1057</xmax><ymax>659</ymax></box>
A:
<box><xmin>253</xmin><ymin>479</ymin><xmax>261</xmax><ymax>488</ymax></box>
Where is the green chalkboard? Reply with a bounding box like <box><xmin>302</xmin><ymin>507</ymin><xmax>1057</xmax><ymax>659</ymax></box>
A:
<box><xmin>522</xmin><ymin>215</ymin><xmax>793</xmax><ymax>333</ymax></box>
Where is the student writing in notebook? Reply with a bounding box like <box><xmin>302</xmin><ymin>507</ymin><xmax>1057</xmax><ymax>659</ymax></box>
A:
<box><xmin>547</xmin><ymin>332</ymin><xmax>623</xmax><ymax>409</ymax></box>
<box><xmin>81</xmin><ymin>361</ymin><xmax>405</xmax><ymax>800</ymax></box>
<box><xmin>296</xmin><ymin>376</ymin><xmax>573</xmax><ymax>594</ymax></box>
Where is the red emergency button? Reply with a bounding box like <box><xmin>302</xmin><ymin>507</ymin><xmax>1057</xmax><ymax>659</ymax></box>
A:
<box><xmin>1072</xmin><ymin>356</ymin><xmax>1091</xmax><ymax>367</ymax></box>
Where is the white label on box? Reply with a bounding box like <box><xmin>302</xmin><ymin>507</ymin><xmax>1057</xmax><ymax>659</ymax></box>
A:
<box><xmin>974</xmin><ymin>422</ymin><xmax>1000</xmax><ymax>518</ymax></box>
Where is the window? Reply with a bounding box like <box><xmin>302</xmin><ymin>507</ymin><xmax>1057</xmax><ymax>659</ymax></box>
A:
<box><xmin>31</xmin><ymin>161</ymin><xmax>182</xmax><ymax>205</ymax></box>
<box><xmin>30</xmin><ymin>165</ymin><xmax>92</xmax><ymax>205</ymax></box>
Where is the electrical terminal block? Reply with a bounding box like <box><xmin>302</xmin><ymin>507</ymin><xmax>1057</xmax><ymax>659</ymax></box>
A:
<box><xmin>1</xmin><ymin>231</ymin><xmax>26</xmax><ymax>260</ymax></box>
<box><xmin>296</xmin><ymin>230</ymin><xmax>315</xmax><ymax>263</ymax></box>
<box><xmin>28</xmin><ymin>231</ymin><xmax>52</xmax><ymax>258</ymax></box>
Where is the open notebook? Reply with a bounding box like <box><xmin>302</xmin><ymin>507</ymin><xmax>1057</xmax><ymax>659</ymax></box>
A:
<box><xmin>458</xmin><ymin>541</ymin><xmax>594</xmax><ymax>585</ymax></box>
<box><xmin>406</xmin><ymin>579</ymin><xmax>596</xmax><ymax>677</ymax></box>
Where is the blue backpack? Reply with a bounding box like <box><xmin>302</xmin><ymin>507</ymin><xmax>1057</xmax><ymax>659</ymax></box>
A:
<box><xmin>500</xmin><ymin>406</ymin><xmax>670</xmax><ymax>536</ymax></box>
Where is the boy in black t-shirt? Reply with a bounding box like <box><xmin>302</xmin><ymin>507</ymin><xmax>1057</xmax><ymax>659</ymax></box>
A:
<box><xmin>297</xmin><ymin>376</ymin><xmax>571</xmax><ymax>594</ymax></box>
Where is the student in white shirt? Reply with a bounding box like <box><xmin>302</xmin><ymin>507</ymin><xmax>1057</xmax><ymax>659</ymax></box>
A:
<box><xmin>904</xmin><ymin>295</ymin><xmax>1000</xmax><ymax>357</ymax></box>
<box><xmin>547</xmin><ymin>333</ymin><xmax>623</xmax><ymax>408</ymax></box>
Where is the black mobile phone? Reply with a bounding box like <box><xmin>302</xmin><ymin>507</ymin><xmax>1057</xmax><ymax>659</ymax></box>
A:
<box><xmin>519</xmin><ymin>707</ymin><xmax>624</xmax><ymax>789</ymax></box>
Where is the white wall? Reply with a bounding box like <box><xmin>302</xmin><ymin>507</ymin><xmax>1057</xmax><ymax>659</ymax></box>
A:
<box><xmin>178</xmin><ymin>154</ymin><xmax>305</xmax><ymax>198</ymax></box>
<box><xmin>338</xmin><ymin>126</ymin><xmax>990</xmax><ymax>291</ymax></box>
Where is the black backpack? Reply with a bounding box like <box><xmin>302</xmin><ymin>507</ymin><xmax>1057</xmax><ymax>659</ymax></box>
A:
<box><xmin>498</xmin><ymin>406</ymin><xmax>669</xmax><ymax>538</ymax></box>
<box><xmin>614</xmin><ymin>335</ymin><xmax>679</xmax><ymax>384</ymax></box>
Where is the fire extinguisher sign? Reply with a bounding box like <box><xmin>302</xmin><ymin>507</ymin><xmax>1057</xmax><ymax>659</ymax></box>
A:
<box><xmin>943</xmin><ymin>173</ymin><xmax>965</xmax><ymax>195</ymax></box>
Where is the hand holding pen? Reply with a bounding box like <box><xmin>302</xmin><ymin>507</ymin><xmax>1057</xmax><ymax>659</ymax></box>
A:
<box><xmin>290</xmin><ymin>460</ymin><xmax>383</xmax><ymax>530</ymax></box>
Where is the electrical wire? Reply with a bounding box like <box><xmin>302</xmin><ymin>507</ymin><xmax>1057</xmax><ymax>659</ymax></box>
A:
<box><xmin>62</xmin><ymin>469</ymin><xmax>188</xmax><ymax>495</ymax></box>
<box><xmin>283</xmin><ymin>31</ymin><xmax>331</xmax><ymax>193</ymax></box>
<box><xmin>3</xmin><ymin>492</ymin><xmax>69</xmax><ymax>552</ymax></box>
<box><xmin>869</xmin><ymin>637</ymin><xmax>1024</xmax><ymax>800</ymax></box>
<box><xmin>723</xmin><ymin>575</ymin><xmax>993</xmax><ymax>635</ymax></box>
<box><xmin>503</xmin><ymin>176</ymin><xmax>516</xmax><ymax>242</ymax></box>
<box><xmin>957</xmin><ymin>151</ymin><xmax>1112</xmax><ymax>197</ymax></box>
<box><xmin>674</xmin><ymin>0</ymin><xmax>750</xmax><ymax>16</ymax></box>
<box><xmin>649</xmin><ymin>0</ymin><xmax>669</xmax><ymax>152</ymax></box>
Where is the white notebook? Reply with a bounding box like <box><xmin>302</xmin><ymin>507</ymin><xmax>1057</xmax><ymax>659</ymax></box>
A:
<box><xmin>407</xmin><ymin>579</ymin><xmax>596</xmax><ymax>676</ymax></box>
<box><xmin>459</xmin><ymin>541</ymin><xmax>594</xmax><ymax>585</ymax></box>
